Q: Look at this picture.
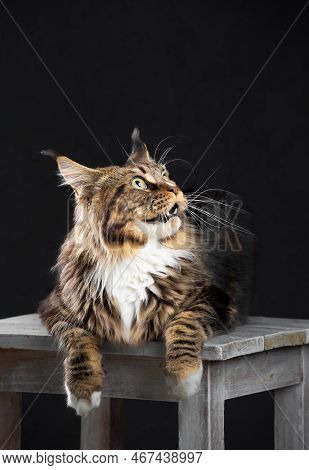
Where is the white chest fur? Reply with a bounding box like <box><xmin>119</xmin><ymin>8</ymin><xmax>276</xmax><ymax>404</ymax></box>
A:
<box><xmin>89</xmin><ymin>239</ymin><xmax>192</xmax><ymax>342</ymax></box>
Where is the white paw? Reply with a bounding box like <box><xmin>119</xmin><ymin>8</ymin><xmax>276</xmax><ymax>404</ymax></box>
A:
<box><xmin>166</xmin><ymin>363</ymin><xmax>203</xmax><ymax>400</ymax></box>
<box><xmin>90</xmin><ymin>390</ymin><xmax>102</xmax><ymax>408</ymax></box>
<box><xmin>65</xmin><ymin>385</ymin><xmax>102</xmax><ymax>417</ymax></box>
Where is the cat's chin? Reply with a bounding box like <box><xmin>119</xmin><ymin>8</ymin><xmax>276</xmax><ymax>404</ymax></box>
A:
<box><xmin>138</xmin><ymin>216</ymin><xmax>182</xmax><ymax>241</ymax></box>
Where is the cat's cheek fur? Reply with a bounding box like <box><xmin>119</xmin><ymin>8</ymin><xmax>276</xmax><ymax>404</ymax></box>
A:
<box><xmin>65</xmin><ymin>385</ymin><xmax>102</xmax><ymax>417</ymax></box>
<box><xmin>166</xmin><ymin>362</ymin><xmax>203</xmax><ymax>399</ymax></box>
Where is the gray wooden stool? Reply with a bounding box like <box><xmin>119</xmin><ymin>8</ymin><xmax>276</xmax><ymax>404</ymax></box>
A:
<box><xmin>0</xmin><ymin>314</ymin><xmax>308</xmax><ymax>450</ymax></box>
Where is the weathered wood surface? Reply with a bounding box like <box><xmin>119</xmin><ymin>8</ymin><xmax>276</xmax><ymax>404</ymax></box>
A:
<box><xmin>1</xmin><ymin>314</ymin><xmax>309</xmax><ymax>361</ymax></box>
<box><xmin>274</xmin><ymin>346</ymin><xmax>309</xmax><ymax>450</ymax></box>
<box><xmin>224</xmin><ymin>347</ymin><xmax>302</xmax><ymax>399</ymax></box>
<box><xmin>179</xmin><ymin>361</ymin><xmax>225</xmax><ymax>449</ymax></box>
<box><xmin>305</xmin><ymin>346</ymin><xmax>309</xmax><ymax>449</ymax></box>
<box><xmin>0</xmin><ymin>392</ymin><xmax>21</xmax><ymax>450</ymax></box>
<box><xmin>1</xmin><ymin>314</ymin><xmax>308</xmax><ymax>450</ymax></box>
<box><xmin>0</xmin><ymin>346</ymin><xmax>304</xmax><ymax>403</ymax></box>
<box><xmin>109</xmin><ymin>399</ymin><xmax>125</xmax><ymax>450</ymax></box>
<box><xmin>248</xmin><ymin>316</ymin><xmax>309</xmax><ymax>336</ymax></box>
<box><xmin>0</xmin><ymin>349</ymin><xmax>174</xmax><ymax>401</ymax></box>
<box><xmin>81</xmin><ymin>398</ymin><xmax>124</xmax><ymax>450</ymax></box>
<box><xmin>81</xmin><ymin>398</ymin><xmax>111</xmax><ymax>450</ymax></box>
<box><xmin>274</xmin><ymin>384</ymin><xmax>305</xmax><ymax>449</ymax></box>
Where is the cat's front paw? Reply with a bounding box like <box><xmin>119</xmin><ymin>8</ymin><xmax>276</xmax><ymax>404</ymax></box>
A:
<box><xmin>65</xmin><ymin>385</ymin><xmax>102</xmax><ymax>417</ymax></box>
<box><xmin>166</xmin><ymin>362</ymin><xmax>203</xmax><ymax>400</ymax></box>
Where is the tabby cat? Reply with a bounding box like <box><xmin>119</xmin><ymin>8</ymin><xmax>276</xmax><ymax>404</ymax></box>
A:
<box><xmin>39</xmin><ymin>129</ymin><xmax>251</xmax><ymax>416</ymax></box>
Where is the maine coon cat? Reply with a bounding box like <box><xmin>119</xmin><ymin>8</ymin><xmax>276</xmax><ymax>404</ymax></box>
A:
<box><xmin>39</xmin><ymin>129</ymin><xmax>252</xmax><ymax>417</ymax></box>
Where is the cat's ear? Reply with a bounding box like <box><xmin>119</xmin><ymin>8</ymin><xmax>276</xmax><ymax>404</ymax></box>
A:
<box><xmin>127</xmin><ymin>128</ymin><xmax>152</xmax><ymax>164</ymax></box>
<box><xmin>56</xmin><ymin>156</ymin><xmax>99</xmax><ymax>195</ymax></box>
<box><xmin>41</xmin><ymin>150</ymin><xmax>98</xmax><ymax>195</ymax></box>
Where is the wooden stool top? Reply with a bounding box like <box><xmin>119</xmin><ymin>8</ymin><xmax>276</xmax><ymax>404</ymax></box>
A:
<box><xmin>0</xmin><ymin>313</ymin><xmax>309</xmax><ymax>361</ymax></box>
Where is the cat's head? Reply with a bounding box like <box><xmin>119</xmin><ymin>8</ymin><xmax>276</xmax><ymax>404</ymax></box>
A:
<box><xmin>46</xmin><ymin>129</ymin><xmax>188</xmax><ymax>249</ymax></box>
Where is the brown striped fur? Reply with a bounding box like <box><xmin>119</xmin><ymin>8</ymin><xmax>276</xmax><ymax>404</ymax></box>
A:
<box><xmin>39</xmin><ymin>129</ymin><xmax>239</xmax><ymax>412</ymax></box>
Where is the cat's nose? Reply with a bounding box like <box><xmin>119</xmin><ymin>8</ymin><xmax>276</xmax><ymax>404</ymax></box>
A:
<box><xmin>165</xmin><ymin>183</ymin><xmax>178</xmax><ymax>194</ymax></box>
<box><xmin>167</xmin><ymin>186</ymin><xmax>178</xmax><ymax>194</ymax></box>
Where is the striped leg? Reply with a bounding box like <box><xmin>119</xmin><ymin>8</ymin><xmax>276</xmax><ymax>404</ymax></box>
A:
<box><xmin>164</xmin><ymin>311</ymin><xmax>206</xmax><ymax>400</ymax></box>
<box><xmin>62</xmin><ymin>327</ymin><xmax>105</xmax><ymax>417</ymax></box>
<box><xmin>39</xmin><ymin>294</ymin><xmax>105</xmax><ymax>418</ymax></box>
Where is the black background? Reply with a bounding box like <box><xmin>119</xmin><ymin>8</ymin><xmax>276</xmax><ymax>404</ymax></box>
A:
<box><xmin>1</xmin><ymin>0</ymin><xmax>308</xmax><ymax>449</ymax></box>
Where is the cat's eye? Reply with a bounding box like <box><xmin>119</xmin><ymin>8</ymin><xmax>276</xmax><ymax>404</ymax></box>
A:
<box><xmin>131</xmin><ymin>177</ymin><xmax>148</xmax><ymax>190</ymax></box>
<box><xmin>162</xmin><ymin>173</ymin><xmax>170</xmax><ymax>181</ymax></box>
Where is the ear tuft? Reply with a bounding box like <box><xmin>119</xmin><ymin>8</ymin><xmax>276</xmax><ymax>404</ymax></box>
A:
<box><xmin>128</xmin><ymin>128</ymin><xmax>151</xmax><ymax>164</ymax></box>
<box><xmin>131</xmin><ymin>128</ymin><xmax>144</xmax><ymax>152</ymax></box>
<box><xmin>40</xmin><ymin>149</ymin><xmax>60</xmax><ymax>159</ymax></box>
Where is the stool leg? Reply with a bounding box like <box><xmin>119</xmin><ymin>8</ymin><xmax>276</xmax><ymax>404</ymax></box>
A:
<box><xmin>274</xmin><ymin>346</ymin><xmax>309</xmax><ymax>450</ymax></box>
<box><xmin>0</xmin><ymin>392</ymin><xmax>22</xmax><ymax>450</ymax></box>
<box><xmin>178</xmin><ymin>361</ymin><xmax>225</xmax><ymax>449</ymax></box>
<box><xmin>80</xmin><ymin>398</ymin><xmax>124</xmax><ymax>450</ymax></box>
<box><xmin>305</xmin><ymin>347</ymin><xmax>309</xmax><ymax>449</ymax></box>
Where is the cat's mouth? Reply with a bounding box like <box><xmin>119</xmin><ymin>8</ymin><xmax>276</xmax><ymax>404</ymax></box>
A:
<box><xmin>145</xmin><ymin>203</ymin><xmax>179</xmax><ymax>224</ymax></box>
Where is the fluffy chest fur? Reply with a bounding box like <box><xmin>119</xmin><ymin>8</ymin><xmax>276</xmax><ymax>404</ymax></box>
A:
<box><xmin>90</xmin><ymin>239</ymin><xmax>192</xmax><ymax>342</ymax></box>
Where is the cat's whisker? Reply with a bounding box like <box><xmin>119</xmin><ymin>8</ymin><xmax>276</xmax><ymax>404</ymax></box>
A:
<box><xmin>154</xmin><ymin>136</ymin><xmax>177</xmax><ymax>161</ymax></box>
<box><xmin>164</xmin><ymin>158</ymin><xmax>194</xmax><ymax>172</ymax></box>
<box><xmin>188</xmin><ymin>204</ymin><xmax>251</xmax><ymax>234</ymax></box>
<box><xmin>185</xmin><ymin>208</ymin><xmax>201</xmax><ymax>227</ymax></box>
<box><xmin>158</xmin><ymin>146</ymin><xmax>174</xmax><ymax>165</ymax></box>
<box><xmin>188</xmin><ymin>209</ymin><xmax>231</xmax><ymax>233</ymax></box>
<box><xmin>186</xmin><ymin>208</ymin><xmax>217</xmax><ymax>232</ymax></box>
<box><xmin>194</xmin><ymin>187</ymin><xmax>240</xmax><ymax>198</ymax></box>
<box><xmin>188</xmin><ymin>204</ymin><xmax>230</xmax><ymax>223</ymax></box>
<box><xmin>186</xmin><ymin>211</ymin><xmax>205</xmax><ymax>232</ymax></box>
<box><xmin>154</xmin><ymin>134</ymin><xmax>187</xmax><ymax>161</ymax></box>
<box><xmin>189</xmin><ymin>203</ymin><xmax>236</xmax><ymax>225</ymax></box>
<box><xmin>188</xmin><ymin>165</ymin><xmax>223</xmax><ymax>198</ymax></box>
<box><xmin>186</xmin><ymin>196</ymin><xmax>247</xmax><ymax>213</ymax></box>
